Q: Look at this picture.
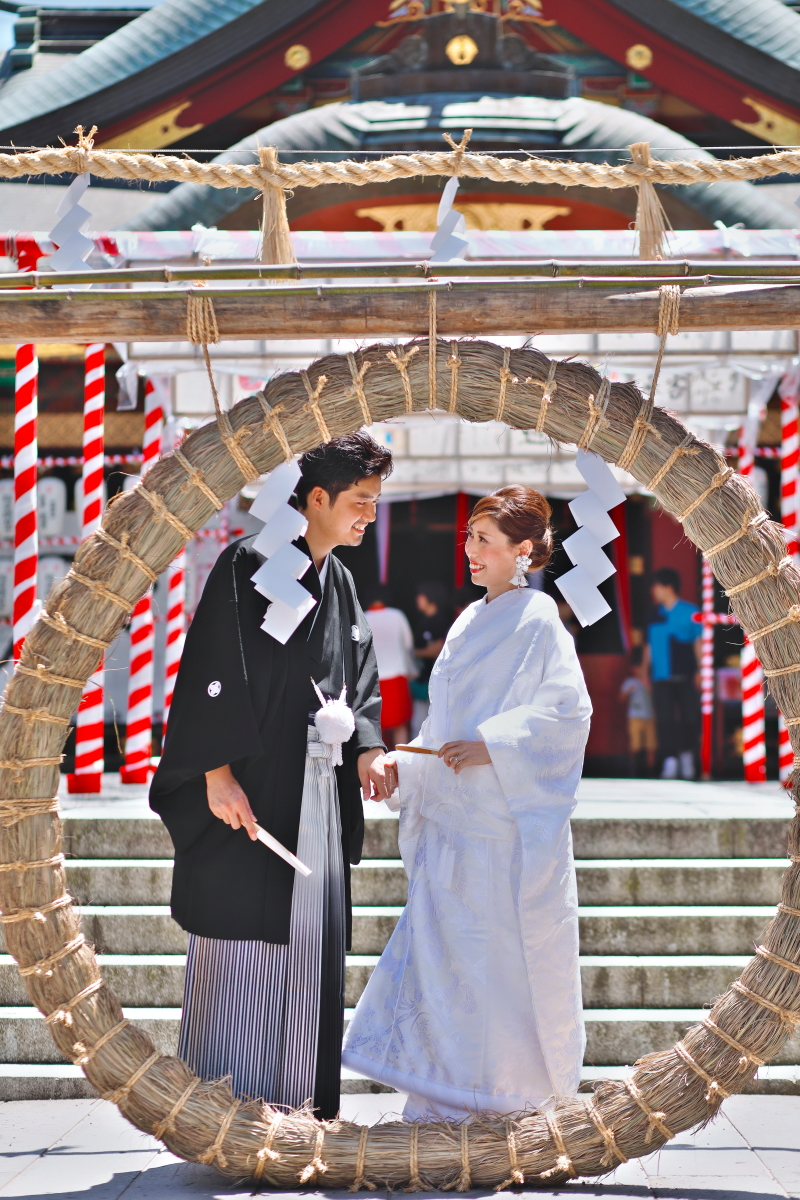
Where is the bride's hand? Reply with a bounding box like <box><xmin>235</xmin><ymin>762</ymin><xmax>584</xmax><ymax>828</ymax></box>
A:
<box><xmin>439</xmin><ymin>740</ymin><xmax>491</xmax><ymax>774</ymax></box>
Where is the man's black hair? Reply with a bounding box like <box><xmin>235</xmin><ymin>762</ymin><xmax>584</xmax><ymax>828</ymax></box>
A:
<box><xmin>296</xmin><ymin>431</ymin><xmax>393</xmax><ymax>509</ymax></box>
<box><xmin>652</xmin><ymin>566</ymin><xmax>681</xmax><ymax>594</ymax></box>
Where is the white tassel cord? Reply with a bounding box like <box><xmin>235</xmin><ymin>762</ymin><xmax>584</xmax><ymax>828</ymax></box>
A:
<box><xmin>312</xmin><ymin>681</ymin><xmax>355</xmax><ymax>767</ymax></box>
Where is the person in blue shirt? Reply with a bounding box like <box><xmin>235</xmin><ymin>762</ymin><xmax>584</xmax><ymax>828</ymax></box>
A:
<box><xmin>645</xmin><ymin>567</ymin><xmax>701</xmax><ymax>780</ymax></box>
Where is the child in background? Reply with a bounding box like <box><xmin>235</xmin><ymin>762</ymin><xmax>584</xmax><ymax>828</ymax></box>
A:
<box><xmin>620</xmin><ymin>646</ymin><xmax>656</xmax><ymax>776</ymax></box>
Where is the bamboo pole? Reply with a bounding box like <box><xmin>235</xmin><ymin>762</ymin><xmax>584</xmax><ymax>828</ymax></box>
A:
<box><xmin>0</xmin><ymin>279</ymin><xmax>799</xmax><ymax>341</ymax></box>
<box><xmin>6</xmin><ymin>260</ymin><xmax>800</xmax><ymax>288</ymax></box>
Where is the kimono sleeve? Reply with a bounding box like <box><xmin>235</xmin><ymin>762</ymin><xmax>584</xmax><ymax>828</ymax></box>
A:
<box><xmin>350</xmin><ymin>599</ymin><xmax>385</xmax><ymax>756</ymax></box>
<box><xmin>478</xmin><ymin>615</ymin><xmax>591</xmax><ymax>811</ymax></box>
<box><xmin>150</xmin><ymin>541</ymin><xmax>263</xmax><ymax>799</ymax></box>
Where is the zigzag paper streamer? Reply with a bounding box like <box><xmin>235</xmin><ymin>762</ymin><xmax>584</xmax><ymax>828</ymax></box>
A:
<box><xmin>429</xmin><ymin>177</ymin><xmax>469</xmax><ymax>263</ymax></box>
<box><xmin>47</xmin><ymin>173</ymin><xmax>94</xmax><ymax>272</ymax></box>
<box><xmin>250</xmin><ymin>459</ymin><xmax>316</xmax><ymax>644</ymax></box>
<box><xmin>556</xmin><ymin>449</ymin><xmax>625</xmax><ymax>627</ymax></box>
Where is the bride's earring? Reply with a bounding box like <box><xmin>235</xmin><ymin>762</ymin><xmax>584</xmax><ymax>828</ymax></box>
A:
<box><xmin>512</xmin><ymin>553</ymin><xmax>532</xmax><ymax>588</ymax></box>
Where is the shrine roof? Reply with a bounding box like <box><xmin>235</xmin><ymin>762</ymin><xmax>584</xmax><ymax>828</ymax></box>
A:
<box><xmin>124</xmin><ymin>95</ymin><xmax>798</xmax><ymax>232</ymax></box>
<box><xmin>0</xmin><ymin>0</ymin><xmax>309</xmax><ymax>143</ymax></box>
<box><xmin>666</xmin><ymin>0</ymin><xmax>800</xmax><ymax>72</ymax></box>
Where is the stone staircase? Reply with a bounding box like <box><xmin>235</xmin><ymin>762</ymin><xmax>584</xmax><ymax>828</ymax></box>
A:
<box><xmin>0</xmin><ymin>788</ymin><xmax>798</xmax><ymax>1099</ymax></box>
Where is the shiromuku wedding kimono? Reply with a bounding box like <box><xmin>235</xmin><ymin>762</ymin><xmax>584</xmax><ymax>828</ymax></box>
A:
<box><xmin>342</xmin><ymin>587</ymin><xmax>591</xmax><ymax>1118</ymax></box>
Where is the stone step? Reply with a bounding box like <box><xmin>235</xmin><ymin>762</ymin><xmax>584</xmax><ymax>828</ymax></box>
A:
<box><xmin>0</xmin><ymin>1008</ymin><xmax>180</xmax><ymax>1063</ymax></box>
<box><xmin>4</xmin><ymin>1061</ymin><xmax>800</xmax><ymax>1102</ymax></box>
<box><xmin>346</xmin><ymin>954</ymin><xmax>754</xmax><ymax>1010</ymax></box>
<box><xmin>0</xmin><ymin>905</ymin><xmax>774</xmax><ymax>957</ymax></box>
<box><xmin>0</xmin><ymin>953</ymin><xmax>753</xmax><ymax>1010</ymax></box>
<box><xmin>3</xmin><ymin>1005</ymin><xmax>800</xmax><ymax>1069</ymax></box>
<box><xmin>576</xmin><ymin>860</ymin><xmax>788</xmax><ymax>907</ymax></box>
<box><xmin>60</xmin><ymin>818</ymin><xmax>400</xmax><ymax>862</ymax></box>
<box><xmin>350</xmin><ymin>906</ymin><xmax>778</xmax><ymax>957</ymax></box>
<box><xmin>58</xmin><ymin>857</ymin><xmax>792</xmax><ymax>907</ymax></box>
<box><xmin>60</xmin><ymin>815</ymin><xmax>791</xmax><ymax>862</ymax></box>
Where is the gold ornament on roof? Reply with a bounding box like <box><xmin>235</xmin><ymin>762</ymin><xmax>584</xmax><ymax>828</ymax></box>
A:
<box><xmin>284</xmin><ymin>44</ymin><xmax>311</xmax><ymax>71</ymax></box>
<box><xmin>626</xmin><ymin>43</ymin><xmax>653</xmax><ymax>71</ymax></box>
<box><xmin>445</xmin><ymin>34</ymin><xmax>479</xmax><ymax>64</ymax></box>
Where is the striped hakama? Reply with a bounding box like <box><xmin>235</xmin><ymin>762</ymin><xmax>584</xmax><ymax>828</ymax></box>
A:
<box><xmin>178</xmin><ymin>726</ymin><xmax>346</xmax><ymax>1116</ymax></box>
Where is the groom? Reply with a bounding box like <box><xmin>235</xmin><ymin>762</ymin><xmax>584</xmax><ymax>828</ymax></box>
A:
<box><xmin>150</xmin><ymin>431</ymin><xmax>395</xmax><ymax>1118</ymax></box>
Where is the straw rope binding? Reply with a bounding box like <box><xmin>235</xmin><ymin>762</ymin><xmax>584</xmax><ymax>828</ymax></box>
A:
<box><xmin>15</xmin><ymin>138</ymin><xmax>800</xmax><ymax>192</ymax></box>
<box><xmin>3</xmin><ymin>335</ymin><xmax>800</xmax><ymax>1187</ymax></box>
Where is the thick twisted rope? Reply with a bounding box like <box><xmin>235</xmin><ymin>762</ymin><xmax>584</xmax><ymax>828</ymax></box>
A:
<box><xmin>10</xmin><ymin>143</ymin><xmax>800</xmax><ymax>191</ymax></box>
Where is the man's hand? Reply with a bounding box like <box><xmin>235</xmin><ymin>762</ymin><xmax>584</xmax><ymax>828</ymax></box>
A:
<box><xmin>358</xmin><ymin>748</ymin><xmax>397</xmax><ymax>802</ymax></box>
<box><xmin>206</xmin><ymin>764</ymin><xmax>258</xmax><ymax>839</ymax></box>
<box><xmin>439</xmin><ymin>740</ymin><xmax>491</xmax><ymax>775</ymax></box>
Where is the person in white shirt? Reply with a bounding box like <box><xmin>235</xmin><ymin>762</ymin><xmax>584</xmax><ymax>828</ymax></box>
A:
<box><xmin>364</xmin><ymin>585</ymin><xmax>415</xmax><ymax>749</ymax></box>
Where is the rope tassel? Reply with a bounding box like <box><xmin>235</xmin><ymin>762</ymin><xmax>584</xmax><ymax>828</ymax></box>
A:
<box><xmin>630</xmin><ymin>141</ymin><xmax>672</xmax><ymax>260</ymax></box>
<box><xmin>257</xmin><ymin>145</ymin><xmax>297</xmax><ymax>266</ymax></box>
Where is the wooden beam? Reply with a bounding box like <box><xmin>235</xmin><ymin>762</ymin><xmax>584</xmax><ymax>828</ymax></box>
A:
<box><xmin>0</xmin><ymin>281</ymin><xmax>798</xmax><ymax>341</ymax></box>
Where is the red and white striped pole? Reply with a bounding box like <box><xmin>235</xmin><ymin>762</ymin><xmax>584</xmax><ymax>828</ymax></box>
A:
<box><xmin>13</xmin><ymin>344</ymin><xmax>38</xmax><ymax>661</ymax></box>
<box><xmin>119</xmin><ymin>597</ymin><xmax>155</xmax><ymax>784</ymax></box>
<box><xmin>780</xmin><ymin>374</ymin><xmax>799</xmax><ymax>559</ymax></box>
<box><xmin>120</xmin><ymin>375</ymin><xmax>162</xmax><ymax>784</ymax></box>
<box><xmin>67</xmin><ymin>343</ymin><xmax>106</xmax><ymax>793</ymax></box>
<box><xmin>742</xmin><ymin>637</ymin><xmax>767</xmax><ymax>783</ymax></box>
<box><xmin>736</xmin><ymin>411</ymin><xmax>768</xmax><ymax>781</ymax></box>
<box><xmin>738</xmin><ymin>421</ymin><xmax>754</xmax><ymax>480</ymax></box>
<box><xmin>779</xmin><ymin>713</ymin><xmax>793</xmax><ymax>785</ymax></box>
<box><xmin>776</xmin><ymin>372</ymin><xmax>800</xmax><ymax>782</ymax></box>
<box><xmin>700</xmin><ymin>559</ymin><xmax>715</xmax><ymax>780</ymax></box>
<box><xmin>163</xmin><ymin>551</ymin><xmax>185</xmax><ymax>737</ymax></box>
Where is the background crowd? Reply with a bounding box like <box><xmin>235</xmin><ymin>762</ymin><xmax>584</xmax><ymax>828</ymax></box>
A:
<box><xmin>368</xmin><ymin>565</ymin><xmax>703</xmax><ymax>777</ymax></box>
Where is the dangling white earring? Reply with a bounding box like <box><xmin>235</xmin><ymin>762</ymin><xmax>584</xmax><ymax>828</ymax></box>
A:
<box><xmin>512</xmin><ymin>553</ymin><xmax>532</xmax><ymax>588</ymax></box>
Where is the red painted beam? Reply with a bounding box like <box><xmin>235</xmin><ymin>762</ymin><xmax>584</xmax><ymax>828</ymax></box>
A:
<box><xmin>96</xmin><ymin>0</ymin><xmax>389</xmax><ymax>146</ymax></box>
<box><xmin>539</xmin><ymin>0</ymin><xmax>800</xmax><ymax>132</ymax></box>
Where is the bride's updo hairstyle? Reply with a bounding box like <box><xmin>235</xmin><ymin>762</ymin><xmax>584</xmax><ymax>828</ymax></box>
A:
<box><xmin>469</xmin><ymin>485</ymin><xmax>554</xmax><ymax>570</ymax></box>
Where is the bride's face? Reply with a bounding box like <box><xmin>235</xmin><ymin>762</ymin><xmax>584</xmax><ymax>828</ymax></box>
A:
<box><xmin>465</xmin><ymin>516</ymin><xmax>533</xmax><ymax>596</ymax></box>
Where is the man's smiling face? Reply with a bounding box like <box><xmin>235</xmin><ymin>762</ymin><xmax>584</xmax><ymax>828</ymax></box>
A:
<box><xmin>302</xmin><ymin>475</ymin><xmax>382</xmax><ymax>549</ymax></box>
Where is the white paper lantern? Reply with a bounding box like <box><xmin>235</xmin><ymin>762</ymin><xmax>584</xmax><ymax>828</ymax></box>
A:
<box><xmin>38</xmin><ymin>555</ymin><xmax>70</xmax><ymax>604</ymax></box>
<box><xmin>38</xmin><ymin>476</ymin><xmax>67</xmax><ymax>537</ymax></box>
<box><xmin>0</xmin><ymin>559</ymin><xmax>13</xmax><ymax>618</ymax></box>
<box><xmin>0</xmin><ymin>479</ymin><xmax>13</xmax><ymax>540</ymax></box>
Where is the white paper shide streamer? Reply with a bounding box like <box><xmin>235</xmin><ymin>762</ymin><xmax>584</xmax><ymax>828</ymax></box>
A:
<box><xmin>429</xmin><ymin>177</ymin><xmax>469</xmax><ymax>263</ymax></box>
<box><xmin>249</xmin><ymin>460</ymin><xmax>316</xmax><ymax>643</ymax></box>
<box><xmin>47</xmin><ymin>174</ymin><xmax>94</xmax><ymax>271</ymax></box>
<box><xmin>556</xmin><ymin>450</ymin><xmax>625</xmax><ymax>626</ymax></box>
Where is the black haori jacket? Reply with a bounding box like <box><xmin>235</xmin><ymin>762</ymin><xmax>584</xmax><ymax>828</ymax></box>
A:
<box><xmin>149</xmin><ymin>536</ymin><xmax>383</xmax><ymax>947</ymax></box>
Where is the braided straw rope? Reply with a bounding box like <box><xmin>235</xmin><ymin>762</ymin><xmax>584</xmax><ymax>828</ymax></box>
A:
<box><xmin>3</xmin><ymin>336</ymin><xmax>800</xmax><ymax>1186</ymax></box>
<box><xmin>10</xmin><ymin>140</ymin><xmax>800</xmax><ymax>192</ymax></box>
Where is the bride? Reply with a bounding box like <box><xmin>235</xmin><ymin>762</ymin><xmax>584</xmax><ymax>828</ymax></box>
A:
<box><xmin>342</xmin><ymin>485</ymin><xmax>591</xmax><ymax>1120</ymax></box>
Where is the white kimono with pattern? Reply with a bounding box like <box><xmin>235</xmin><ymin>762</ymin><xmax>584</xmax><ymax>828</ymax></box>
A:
<box><xmin>342</xmin><ymin>587</ymin><xmax>591</xmax><ymax>1116</ymax></box>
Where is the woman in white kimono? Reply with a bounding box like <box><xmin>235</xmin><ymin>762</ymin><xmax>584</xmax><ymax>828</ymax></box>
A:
<box><xmin>342</xmin><ymin>485</ymin><xmax>591</xmax><ymax>1120</ymax></box>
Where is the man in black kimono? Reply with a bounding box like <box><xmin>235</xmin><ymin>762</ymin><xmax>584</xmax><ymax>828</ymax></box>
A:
<box><xmin>150</xmin><ymin>431</ymin><xmax>395</xmax><ymax>1119</ymax></box>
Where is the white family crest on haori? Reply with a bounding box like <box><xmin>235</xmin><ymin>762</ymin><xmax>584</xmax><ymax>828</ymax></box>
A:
<box><xmin>343</xmin><ymin>587</ymin><xmax>591</xmax><ymax>1115</ymax></box>
<box><xmin>556</xmin><ymin>449</ymin><xmax>626</xmax><ymax>627</ymax></box>
<box><xmin>311</xmin><ymin>680</ymin><xmax>355</xmax><ymax>767</ymax></box>
<box><xmin>249</xmin><ymin>460</ymin><xmax>316</xmax><ymax>643</ymax></box>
